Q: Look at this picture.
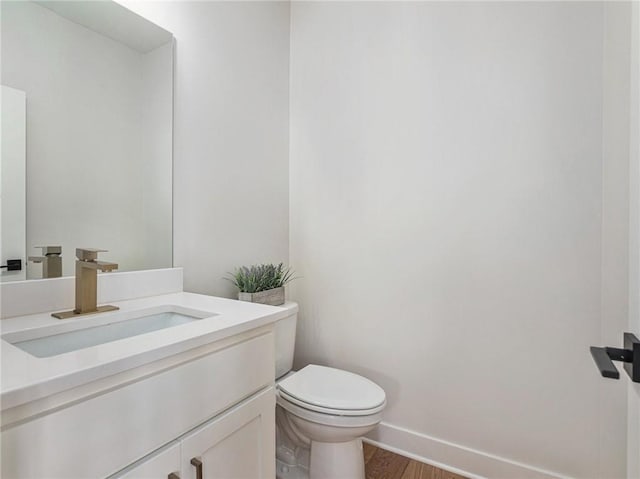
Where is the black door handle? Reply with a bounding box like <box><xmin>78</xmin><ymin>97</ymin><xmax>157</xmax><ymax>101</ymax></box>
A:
<box><xmin>0</xmin><ymin>259</ymin><xmax>21</xmax><ymax>271</ymax></box>
<box><xmin>590</xmin><ymin>333</ymin><xmax>640</xmax><ymax>382</ymax></box>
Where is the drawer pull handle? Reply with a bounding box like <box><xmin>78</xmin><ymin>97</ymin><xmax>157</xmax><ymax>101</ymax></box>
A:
<box><xmin>190</xmin><ymin>457</ymin><xmax>203</xmax><ymax>479</ymax></box>
<box><xmin>168</xmin><ymin>473</ymin><xmax>180</xmax><ymax>479</ymax></box>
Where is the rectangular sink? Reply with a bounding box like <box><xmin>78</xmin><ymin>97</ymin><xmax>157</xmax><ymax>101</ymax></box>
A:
<box><xmin>3</xmin><ymin>305</ymin><xmax>215</xmax><ymax>358</ymax></box>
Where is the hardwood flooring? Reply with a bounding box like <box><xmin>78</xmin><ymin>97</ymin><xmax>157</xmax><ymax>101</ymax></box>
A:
<box><xmin>363</xmin><ymin>443</ymin><xmax>468</xmax><ymax>479</ymax></box>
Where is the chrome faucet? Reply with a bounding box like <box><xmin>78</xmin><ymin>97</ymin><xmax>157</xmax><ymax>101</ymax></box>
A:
<box><xmin>28</xmin><ymin>245</ymin><xmax>62</xmax><ymax>278</ymax></box>
<box><xmin>52</xmin><ymin>248</ymin><xmax>119</xmax><ymax>319</ymax></box>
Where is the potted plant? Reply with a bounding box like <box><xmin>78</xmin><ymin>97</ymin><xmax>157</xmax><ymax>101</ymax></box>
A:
<box><xmin>228</xmin><ymin>263</ymin><xmax>295</xmax><ymax>306</ymax></box>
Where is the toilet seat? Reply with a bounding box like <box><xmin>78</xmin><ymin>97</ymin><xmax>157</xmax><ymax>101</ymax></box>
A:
<box><xmin>277</xmin><ymin>365</ymin><xmax>387</xmax><ymax>417</ymax></box>
<box><xmin>278</xmin><ymin>389</ymin><xmax>386</xmax><ymax>416</ymax></box>
<box><xmin>276</xmin><ymin>390</ymin><xmax>384</xmax><ymax>428</ymax></box>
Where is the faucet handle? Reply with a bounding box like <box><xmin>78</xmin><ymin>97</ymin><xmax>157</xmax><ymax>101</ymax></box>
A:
<box><xmin>35</xmin><ymin>245</ymin><xmax>62</xmax><ymax>256</ymax></box>
<box><xmin>76</xmin><ymin>248</ymin><xmax>108</xmax><ymax>261</ymax></box>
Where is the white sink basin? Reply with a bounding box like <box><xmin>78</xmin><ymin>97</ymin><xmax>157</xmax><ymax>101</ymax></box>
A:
<box><xmin>2</xmin><ymin>305</ymin><xmax>215</xmax><ymax>358</ymax></box>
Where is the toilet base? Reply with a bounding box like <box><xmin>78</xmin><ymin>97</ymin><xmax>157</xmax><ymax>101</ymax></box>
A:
<box><xmin>309</xmin><ymin>439</ymin><xmax>365</xmax><ymax>479</ymax></box>
<box><xmin>276</xmin><ymin>457</ymin><xmax>309</xmax><ymax>479</ymax></box>
<box><xmin>276</xmin><ymin>441</ymin><xmax>310</xmax><ymax>479</ymax></box>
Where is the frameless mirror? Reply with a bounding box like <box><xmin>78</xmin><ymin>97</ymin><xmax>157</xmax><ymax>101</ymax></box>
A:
<box><xmin>0</xmin><ymin>0</ymin><xmax>173</xmax><ymax>281</ymax></box>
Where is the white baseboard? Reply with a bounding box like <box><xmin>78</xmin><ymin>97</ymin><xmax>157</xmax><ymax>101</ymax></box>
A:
<box><xmin>365</xmin><ymin>422</ymin><xmax>569</xmax><ymax>479</ymax></box>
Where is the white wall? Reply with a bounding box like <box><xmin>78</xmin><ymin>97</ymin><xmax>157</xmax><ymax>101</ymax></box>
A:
<box><xmin>119</xmin><ymin>1</ymin><xmax>290</xmax><ymax>297</ymax></box>
<box><xmin>1</xmin><ymin>1</ymin><xmax>172</xmax><ymax>278</ymax></box>
<box><xmin>0</xmin><ymin>86</ymin><xmax>26</xmax><ymax>282</ymax></box>
<box><xmin>289</xmin><ymin>2</ymin><xmax>622</xmax><ymax>477</ymax></box>
<box><xmin>628</xmin><ymin>3</ymin><xmax>640</xmax><ymax>478</ymax></box>
<box><xmin>601</xmin><ymin>2</ymin><xmax>632</xmax><ymax>477</ymax></box>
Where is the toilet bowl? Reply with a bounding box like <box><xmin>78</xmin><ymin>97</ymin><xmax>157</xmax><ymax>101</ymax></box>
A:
<box><xmin>275</xmin><ymin>364</ymin><xmax>386</xmax><ymax>479</ymax></box>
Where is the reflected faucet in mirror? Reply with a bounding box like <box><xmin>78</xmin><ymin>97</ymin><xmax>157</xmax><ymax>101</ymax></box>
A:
<box><xmin>52</xmin><ymin>248</ymin><xmax>119</xmax><ymax>319</ymax></box>
<box><xmin>28</xmin><ymin>246</ymin><xmax>62</xmax><ymax>278</ymax></box>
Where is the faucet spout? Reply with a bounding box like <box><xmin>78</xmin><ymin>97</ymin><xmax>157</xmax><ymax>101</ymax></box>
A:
<box><xmin>77</xmin><ymin>260</ymin><xmax>119</xmax><ymax>272</ymax></box>
<box><xmin>97</xmin><ymin>261</ymin><xmax>118</xmax><ymax>272</ymax></box>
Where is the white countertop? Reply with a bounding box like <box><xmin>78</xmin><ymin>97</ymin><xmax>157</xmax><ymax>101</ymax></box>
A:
<box><xmin>1</xmin><ymin>292</ymin><xmax>295</xmax><ymax>410</ymax></box>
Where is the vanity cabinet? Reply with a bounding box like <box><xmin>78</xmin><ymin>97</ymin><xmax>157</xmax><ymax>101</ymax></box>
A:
<box><xmin>1</xmin><ymin>328</ymin><xmax>276</xmax><ymax>479</ymax></box>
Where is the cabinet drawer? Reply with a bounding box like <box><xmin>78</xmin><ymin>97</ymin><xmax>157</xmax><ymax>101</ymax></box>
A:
<box><xmin>1</xmin><ymin>332</ymin><xmax>274</xmax><ymax>479</ymax></box>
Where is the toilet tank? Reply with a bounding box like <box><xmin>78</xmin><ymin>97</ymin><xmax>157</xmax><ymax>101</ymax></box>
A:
<box><xmin>274</xmin><ymin>302</ymin><xmax>298</xmax><ymax>379</ymax></box>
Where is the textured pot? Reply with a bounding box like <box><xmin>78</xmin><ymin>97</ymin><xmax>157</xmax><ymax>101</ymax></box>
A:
<box><xmin>238</xmin><ymin>286</ymin><xmax>285</xmax><ymax>306</ymax></box>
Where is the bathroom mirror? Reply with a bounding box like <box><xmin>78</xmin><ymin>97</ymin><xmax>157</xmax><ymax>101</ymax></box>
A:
<box><xmin>0</xmin><ymin>0</ymin><xmax>173</xmax><ymax>281</ymax></box>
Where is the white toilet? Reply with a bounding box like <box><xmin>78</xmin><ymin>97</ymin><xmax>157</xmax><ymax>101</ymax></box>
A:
<box><xmin>274</xmin><ymin>303</ymin><xmax>386</xmax><ymax>479</ymax></box>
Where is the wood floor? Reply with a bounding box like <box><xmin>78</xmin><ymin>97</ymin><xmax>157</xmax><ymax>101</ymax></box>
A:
<box><xmin>363</xmin><ymin>443</ymin><xmax>468</xmax><ymax>479</ymax></box>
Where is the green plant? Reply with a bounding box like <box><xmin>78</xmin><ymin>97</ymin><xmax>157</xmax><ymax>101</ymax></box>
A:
<box><xmin>227</xmin><ymin>263</ymin><xmax>296</xmax><ymax>293</ymax></box>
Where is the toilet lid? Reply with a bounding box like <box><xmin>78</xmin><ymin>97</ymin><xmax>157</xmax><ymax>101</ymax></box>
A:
<box><xmin>277</xmin><ymin>365</ymin><xmax>386</xmax><ymax>412</ymax></box>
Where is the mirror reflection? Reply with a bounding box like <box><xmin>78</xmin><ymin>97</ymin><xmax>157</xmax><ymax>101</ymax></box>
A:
<box><xmin>1</xmin><ymin>0</ymin><xmax>173</xmax><ymax>281</ymax></box>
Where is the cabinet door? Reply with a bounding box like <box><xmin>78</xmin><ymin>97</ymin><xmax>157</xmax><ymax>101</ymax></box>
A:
<box><xmin>181</xmin><ymin>387</ymin><xmax>275</xmax><ymax>479</ymax></box>
<box><xmin>113</xmin><ymin>442</ymin><xmax>181</xmax><ymax>479</ymax></box>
